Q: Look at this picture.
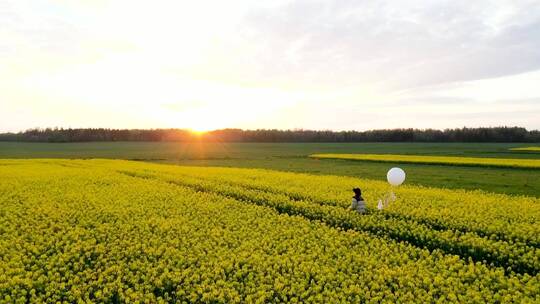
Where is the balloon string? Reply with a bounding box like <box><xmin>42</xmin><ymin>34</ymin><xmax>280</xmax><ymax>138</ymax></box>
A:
<box><xmin>378</xmin><ymin>186</ymin><xmax>396</xmax><ymax>210</ymax></box>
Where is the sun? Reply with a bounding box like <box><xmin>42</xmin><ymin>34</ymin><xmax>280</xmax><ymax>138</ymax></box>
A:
<box><xmin>181</xmin><ymin>108</ymin><xmax>229</xmax><ymax>133</ymax></box>
<box><xmin>189</xmin><ymin>129</ymin><xmax>208</xmax><ymax>136</ymax></box>
<box><xmin>187</xmin><ymin>122</ymin><xmax>215</xmax><ymax>133</ymax></box>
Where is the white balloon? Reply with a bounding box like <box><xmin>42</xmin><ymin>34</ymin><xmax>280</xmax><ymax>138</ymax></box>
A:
<box><xmin>387</xmin><ymin>167</ymin><xmax>406</xmax><ymax>186</ymax></box>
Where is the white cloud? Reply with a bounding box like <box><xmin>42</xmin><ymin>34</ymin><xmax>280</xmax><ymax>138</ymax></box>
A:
<box><xmin>0</xmin><ymin>0</ymin><xmax>539</xmax><ymax>131</ymax></box>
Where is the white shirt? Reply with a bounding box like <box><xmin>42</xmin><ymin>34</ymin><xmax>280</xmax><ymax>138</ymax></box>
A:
<box><xmin>351</xmin><ymin>198</ymin><xmax>366</xmax><ymax>213</ymax></box>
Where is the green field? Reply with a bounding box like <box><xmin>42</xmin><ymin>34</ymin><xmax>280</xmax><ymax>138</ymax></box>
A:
<box><xmin>1</xmin><ymin>142</ymin><xmax>539</xmax><ymax>196</ymax></box>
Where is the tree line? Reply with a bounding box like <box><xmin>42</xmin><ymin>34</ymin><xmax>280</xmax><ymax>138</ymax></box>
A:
<box><xmin>0</xmin><ymin>127</ymin><xmax>538</xmax><ymax>143</ymax></box>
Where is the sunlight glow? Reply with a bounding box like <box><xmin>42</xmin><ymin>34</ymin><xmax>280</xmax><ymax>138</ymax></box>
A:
<box><xmin>189</xmin><ymin>128</ymin><xmax>211</xmax><ymax>135</ymax></box>
<box><xmin>0</xmin><ymin>0</ymin><xmax>538</xmax><ymax>131</ymax></box>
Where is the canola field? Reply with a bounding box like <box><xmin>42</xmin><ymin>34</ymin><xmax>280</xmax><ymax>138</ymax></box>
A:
<box><xmin>310</xmin><ymin>153</ymin><xmax>540</xmax><ymax>169</ymax></box>
<box><xmin>510</xmin><ymin>147</ymin><xmax>540</xmax><ymax>152</ymax></box>
<box><xmin>1</xmin><ymin>159</ymin><xmax>539</xmax><ymax>303</ymax></box>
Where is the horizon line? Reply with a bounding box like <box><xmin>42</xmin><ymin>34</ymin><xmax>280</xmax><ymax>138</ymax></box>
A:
<box><xmin>1</xmin><ymin>125</ymin><xmax>538</xmax><ymax>134</ymax></box>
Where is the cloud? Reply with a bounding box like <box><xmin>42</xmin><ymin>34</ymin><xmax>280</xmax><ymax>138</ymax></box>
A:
<box><xmin>0</xmin><ymin>1</ymin><xmax>83</xmax><ymax>55</ymax></box>
<box><xmin>0</xmin><ymin>0</ymin><xmax>539</xmax><ymax>131</ymax></box>
<box><xmin>232</xmin><ymin>0</ymin><xmax>540</xmax><ymax>91</ymax></box>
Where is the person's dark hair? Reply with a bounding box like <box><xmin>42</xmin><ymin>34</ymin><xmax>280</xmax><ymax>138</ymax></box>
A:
<box><xmin>353</xmin><ymin>188</ymin><xmax>362</xmax><ymax>196</ymax></box>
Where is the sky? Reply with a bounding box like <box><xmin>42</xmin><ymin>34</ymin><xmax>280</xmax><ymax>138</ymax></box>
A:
<box><xmin>1</xmin><ymin>0</ymin><xmax>540</xmax><ymax>132</ymax></box>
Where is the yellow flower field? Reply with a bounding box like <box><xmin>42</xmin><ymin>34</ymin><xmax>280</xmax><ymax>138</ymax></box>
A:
<box><xmin>510</xmin><ymin>147</ymin><xmax>540</xmax><ymax>152</ymax></box>
<box><xmin>1</xmin><ymin>159</ymin><xmax>539</xmax><ymax>303</ymax></box>
<box><xmin>310</xmin><ymin>153</ymin><xmax>540</xmax><ymax>169</ymax></box>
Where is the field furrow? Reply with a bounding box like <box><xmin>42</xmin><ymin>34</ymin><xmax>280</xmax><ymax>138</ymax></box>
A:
<box><xmin>116</xmin><ymin>168</ymin><xmax>540</xmax><ymax>275</ymax></box>
<box><xmin>141</xmin><ymin>167</ymin><xmax>540</xmax><ymax>248</ymax></box>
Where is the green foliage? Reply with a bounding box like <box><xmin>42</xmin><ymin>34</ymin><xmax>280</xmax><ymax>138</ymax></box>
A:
<box><xmin>2</xmin><ymin>126</ymin><xmax>538</xmax><ymax>142</ymax></box>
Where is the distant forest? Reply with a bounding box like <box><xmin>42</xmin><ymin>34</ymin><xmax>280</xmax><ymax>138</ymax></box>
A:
<box><xmin>0</xmin><ymin>127</ymin><xmax>539</xmax><ymax>143</ymax></box>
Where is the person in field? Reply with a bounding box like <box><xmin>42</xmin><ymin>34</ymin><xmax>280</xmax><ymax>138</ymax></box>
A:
<box><xmin>351</xmin><ymin>187</ymin><xmax>366</xmax><ymax>214</ymax></box>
